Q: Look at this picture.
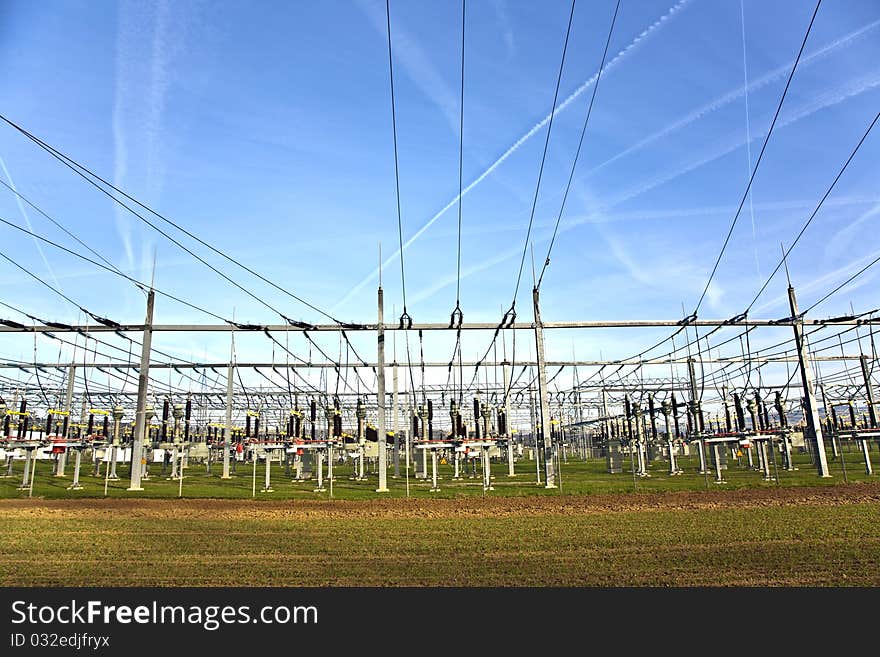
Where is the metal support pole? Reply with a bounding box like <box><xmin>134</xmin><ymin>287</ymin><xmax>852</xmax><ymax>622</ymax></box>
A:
<box><xmin>376</xmin><ymin>285</ymin><xmax>389</xmax><ymax>491</ymax></box>
<box><xmin>761</xmin><ymin>439</ymin><xmax>771</xmax><ymax>480</ymax></box>
<box><xmin>687</xmin><ymin>358</ymin><xmax>707</xmax><ymax>474</ymax></box>
<box><xmin>482</xmin><ymin>446</ymin><xmax>493</xmax><ymax>491</ymax></box>
<box><xmin>529</xmin><ymin>387</ymin><xmax>541</xmax><ymax>485</ymax></box>
<box><xmin>533</xmin><ymin>287</ymin><xmax>556</xmax><ymax>489</ymax></box>
<box><xmin>327</xmin><ymin>443</ymin><xmax>334</xmax><ymax>490</ymax></box>
<box><xmin>393</xmin><ymin>361</ymin><xmax>400</xmax><ymax>478</ymax></box>
<box><xmin>54</xmin><ymin>364</ymin><xmax>76</xmax><ymax>477</ymax></box>
<box><xmin>634</xmin><ymin>405</ymin><xmax>646</xmax><ymax>477</ymax></box>
<box><xmin>314</xmin><ymin>450</ymin><xmax>325</xmax><ymax>492</ymax></box>
<box><xmin>128</xmin><ymin>289</ymin><xmax>154</xmax><ymax>491</ymax></box>
<box><xmin>713</xmin><ymin>444</ymin><xmax>724</xmax><ymax>483</ymax></box>
<box><xmin>68</xmin><ymin>448</ymin><xmax>83</xmax><ymax>490</ymax></box>
<box><xmin>858</xmin><ymin>439</ymin><xmax>873</xmax><ymax>475</ymax></box>
<box><xmin>789</xmin><ymin>285</ymin><xmax>830</xmax><ymax>477</ymax></box>
<box><xmin>19</xmin><ymin>448</ymin><xmax>32</xmax><ymax>489</ymax></box>
<box><xmin>861</xmin><ymin>354</ymin><xmax>877</xmax><ymax>428</ymax></box>
<box><xmin>263</xmin><ymin>450</ymin><xmax>272</xmax><ymax>492</ymax></box>
<box><xmin>430</xmin><ymin>449</ymin><xmax>439</xmax><ymax>492</ymax></box>
<box><xmin>222</xmin><ymin>348</ymin><xmax>233</xmax><ymax>479</ymax></box>
<box><xmin>662</xmin><ymin>400</ymin><xmax>678</xmax><ymax>475</ymax></box>
<box><xmin>504</xmin><ymin>361</ymin><xmax>515</xmax><ymax>476</ymax></box>
<box><xmin>819</xmin><ymin>383</ymin><xmax>837</xmax><ymax>458</ymax></box>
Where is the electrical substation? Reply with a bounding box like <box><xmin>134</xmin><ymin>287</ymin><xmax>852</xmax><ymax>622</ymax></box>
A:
<box><xmin>1</xmin><ymin>0</ymin><xmax>878</xmax><ymax>504</ymax></box>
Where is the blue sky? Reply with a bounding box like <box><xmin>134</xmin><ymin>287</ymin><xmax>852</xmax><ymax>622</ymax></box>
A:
<box><xmin>1</xmin><ymin>0</ymin><xmax>879</xmax><ymax>400</ymax></box>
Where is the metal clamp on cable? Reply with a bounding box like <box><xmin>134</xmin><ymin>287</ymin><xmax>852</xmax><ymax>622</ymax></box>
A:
<box><xmin>501</xmin><ymin>305</ymin><xmax>517</xmax><ymax>329</ymax></box>
<box><xmin>820</xmin><ymin>314</ymin><xmax>855</xmax><ymax>324</ymax></box>
<box><xmin>85</xmin><ymin>309</ymin><xmax>121</xmax><ymax>329</ymax></box>
<box><xmin>724</xmin><ymin>312</ymin><xmax>748</xmax><ymax>325</ymax></box>
<box><xmin>769</xmin><ymin>313</ymin><xmax>802</xmax><ymax>325</ymax></box>
<box><xmin>449</xmin><ymin>304</ymin><xmax>463</xmax><ymax>329</ymax></box>
<box><xmin>399</xmin><ymin>309</ymin><xmax>413</xmax><ymax>330</ymax></box>
<box><xmin>677</xmin><ymin>313</ymin><xmax>697</xmax><ymax>326</ymax></box>
<box><xmin>0</xmin><ymin>318</ymin><xmax>26</xmax><ymax>329</ymax></box>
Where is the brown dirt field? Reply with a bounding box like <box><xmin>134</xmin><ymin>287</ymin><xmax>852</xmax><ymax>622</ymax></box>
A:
<box><xmin>3</xmin><ymin>485</ymin><xmax>879</xmax><ymax>586</ymax></box>
<box><xmin>1</xmin><ymin>482</ymin><xmax>878</xmax><ymax>520</ymax></box>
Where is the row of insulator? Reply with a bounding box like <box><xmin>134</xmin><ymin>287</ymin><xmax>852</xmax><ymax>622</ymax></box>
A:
<box><xmin>159</xmin><ymin>399</ymin><xmax>193</xmax><ymax>441</ymax></box>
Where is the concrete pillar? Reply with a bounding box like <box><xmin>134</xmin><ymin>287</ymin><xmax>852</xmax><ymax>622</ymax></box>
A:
<box><xmin>263</xmin><ymin>450</ymin><xmax>272</xmax><ymax>492</ymax></box>
<box><xmin>504</xmin><ymin>361</ymin><xmax>515</xmax><ymax>476</ymax></box>
<box><xmin>482</xmin><ymin>446</ymin><xmax>493</xmax><ymax>491</ymax></box>
<box><xmin>430</xmin><ymin>449</ymin><xmax>439</xmax><ymax>492</ymax></box>
<box><xmin>54</xmin><ymin>364</ymin><xmax>76</xmax><ymax>477</ymax></box>
<box><xmin>128</xmin><ymin>289</ymin><xmax>154</xmax><ymax>491</ymax></box>
<box><xmin>222</xmin><ymin>351</ymin><xmax>233</xmax><ymax>479</ymax></box>
<box><xmin>532</xmin><ymin>288</ymin><xmax>556</xmax><ymax>488</ymax></box>
<box><xmin>713</xmin><ymin>444</ymin><xmax>724</xmax><ymax>483</ymax></box>
<box><xmin>529</xmin><ymin>387</ymin><xmax>541</xmax><ymax>484</ymax></box>
<box><xmin>662</xmin><ymin>399</ymin><xmax>678</xmax><ymax>475</ymax></box>
<box><xmin>68</xmin><ymin>449</ymin><xmax>83</xmax><ymax>490</ymax></box>
<box><xmin>861</xmin><ymin>438</ymin><xmax>873</xmax><ymax>475</ymax></box>
<box><xmin>376</xmin><ymin>285</ymin><xmax>389</xmax><ymax>491</ymax></box>
<box><xmin>761</xmin><ymin>440</ymin><xmax>772</xmax><ymax>480</ymax></box>
<box><xmin>19</xmin><ymin>448</ymin><xmax>32</xmax><ymax>489</ymax></box>
<box><xmin>789</xmin><ymin>285</ymin><xmax>830</xmax><ymax>477</ymax></box>
<box><xmin>861</xmin><ymin>355</ymin><xmax>877</xmax><ymax>428</ymax></box>
<box><xmin>314</xmin><ymin>450</ymin><xmax>325</xmax><ymax>492</ymax></box>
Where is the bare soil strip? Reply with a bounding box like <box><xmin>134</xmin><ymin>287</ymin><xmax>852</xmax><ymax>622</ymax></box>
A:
<box><xmin>1</xmin><ymin>483</ymin><xmax>877</xmax><ymax>520</ymax></box>
<box><xmin>3</xmin><ymin>484</ymin><xmax>878</xmax><ymax>586</ymax></box>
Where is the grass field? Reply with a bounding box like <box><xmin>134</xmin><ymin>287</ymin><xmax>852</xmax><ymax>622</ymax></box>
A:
<box><xmin>2</xmin><ymin>448</ymin><xmax>878</xmax><ymax>586</ymax></box>
<box><xmin>1</xmin><ymin>485</ymin><xmax>879</xmax><ymax>586</ymax></box>
<box><xmin>1</xmin><ymin>444</ymin><xmax>877</xmax><ymax>500</ymax></box>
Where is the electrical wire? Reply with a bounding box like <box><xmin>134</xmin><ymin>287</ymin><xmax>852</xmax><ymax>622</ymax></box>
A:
<box><xmin>692</xmin><ymin>0</ymin><xmax>822</xmax><ymax>316</ymax></box>
<box><xmin>511</xmin><ymin>0</ymin><xmax>577</xmax><ymax>310</ymax></box>
<box><xmin>537</xmin><ymin>0</ymin><xmax>620</xmax><ymax>289</ymax></box>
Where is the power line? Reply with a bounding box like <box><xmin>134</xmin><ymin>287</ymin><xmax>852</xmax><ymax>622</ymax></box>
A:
<box><xmin>511</xmin><ymin>0</ymin><xmax>577</xmax><ymax>310</ymax></box>
<box><xmin>0</xmin><ymin>216</ymin><xmax>230</xmax><ymax>323</ymax></box>
<box><xmin>455</xmin><ymin>0</ymin><xmax>466</xmax><ymax>309</ymax></box>
<box><xmin>745</xmin><ymin>109</ymin><xmax>880</xmax><ymax>313</ymax></box>
<box><xmin>463</xmin><ymin>0</ymin><xmax>579</xmax><ymax>395</ymax></box>
<box><xmin>537</xmin><ymin>0</ymin><xmax>620</xmax><ymax>289</ymax></box>
<box><xmin>0</xmin><ymin>113</ymin><xmax>343</xmax><ymax>326</ymax></box>
<box><xmin>805</xmin><ymin>254</ymin><xmax>880</xmax><ymax>315</ymax></box>
<box><xmin>385</xmin><ymin>0</ymin><xmax>420</xmax><ymax>418</ymax></box>
<box><xmin>0</xmin><ymin>114</ymin><xmax>379</xmax><ymax>377</ymax></box>
<box><xmin>0</xmin><ymin>179</ymin><xmax>125</xmax><ymax>279</ymax></box>
<box><xmin>692</xmin><ymin>0</ymin><xmax>822</xmax><ymax>316</ymax></box>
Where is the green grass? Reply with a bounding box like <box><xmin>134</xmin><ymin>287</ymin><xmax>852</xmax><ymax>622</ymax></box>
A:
<box><xmin>1</xmin><ymin>443</ymin><xmax>876</xmax><ymax>500</ymax></box>
<box><xmin>2</xmin><ymin>498</ymin><xmax>878</xmax><ymax>586</ymax></box>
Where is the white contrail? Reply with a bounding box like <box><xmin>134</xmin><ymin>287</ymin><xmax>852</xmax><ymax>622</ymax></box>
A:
<box><xmin>112</xmin><ymin>0</ymin><xmax>172</xmax><ymax>276</ymax></box>
<box><xmin>754</xmin><ymin>246</ymin><xmax>880</xmax><ymax>315</ymax></box>
<box><xmin>332</xmin><ymin>0</ymin><xmax>696</xmax><ymax>312</ymax></box>
<box><xmin>112</xmin><ymin>2</ymin><xmax>135</xmax><ymax>271</ymax></box>
<box><xmin>408</xmin><ymin>72</ymin><xmax>880</xmax><ymax>305</ymax></box>
<box><xmin>823</xmin><ymin>200</ymin><xmax>880</xmax><ymax>264</ymax></box>
<box><xmin>586</xmin><ymin>17</ymin><xmax>880</xmax><ymax>177</ymax></box>
<box><xmin>740</xmin><ymin>0</ymin><xmax>761</xmax><ymax>282</ymax></box>
<box><xmin>580</xmin><ymin>70</ymin><xmax>880</xmax><ymax>221</ymax></box>
<box><xmin>0</xmin><ymin>156</ymin><xmax>66</xmax><ymax>294</ymax></box>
